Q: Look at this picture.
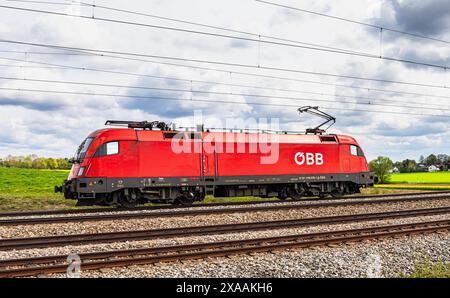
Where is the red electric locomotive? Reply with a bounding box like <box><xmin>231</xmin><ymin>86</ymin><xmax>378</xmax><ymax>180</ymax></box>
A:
<box><xmin>56</xmin><ymin>107</ymin><xmax>374</xmax><ymax>206</ymax></box>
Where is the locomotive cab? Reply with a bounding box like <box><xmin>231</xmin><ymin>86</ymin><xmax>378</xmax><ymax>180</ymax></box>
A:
<box><xmin>67</xmin><ymin>137</ymin><xmax>94</xmax><ymax>180</ymax></box>
<box><xmin>55</xmin><ymin>129</ymin><xmax>124</xmax><ymax>204</ymax></box>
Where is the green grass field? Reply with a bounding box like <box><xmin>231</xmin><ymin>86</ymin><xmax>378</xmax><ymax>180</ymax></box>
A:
<box><xmin>0</xmin><ymin>167</ymin><xmax>75</xmax><ymax>211</ymax></box>
<box><xmin>375</xmin><ymin>184</ymin><xmax>450</xmax><ymax>190</ymax></box>
<box><xmin>0</xmin><ymin>167</ymin><xmax>69</xmax><ymax>194</ymax></box>
<box><xmin>0</xmin><ymin>167</ymin><xmax>446</xmax><ymax>212</ymax></box>
<box><xmin>389</xmin><ymin>172</ymin><xmax>450</xmax><ymax>184</ymax></box>
<box><xmin>375</xmin><ymin>172</ymin><xmax>450</xmax><ymax>190</ymax></box>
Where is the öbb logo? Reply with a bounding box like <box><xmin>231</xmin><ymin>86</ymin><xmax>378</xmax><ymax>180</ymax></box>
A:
<box><xmin>294</xmin><ymin>152</ymin><xmax>324</xmax><ymax>165</ymax></box>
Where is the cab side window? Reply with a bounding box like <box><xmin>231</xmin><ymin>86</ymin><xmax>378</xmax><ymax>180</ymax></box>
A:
<box><xmin>350</xmin><ymin>145</ymin><xmax>358</xmax><ymax>156</ymax></box>
<box><xmin>350</xmin><ymin>145</ymin><xmax>365</xmax><ymax>157</ymax></box>
<box><xmin>106</xmin><ymin>142</ymin><xmax>119</xmax><ymax>155</ymax></box>
<box><xmin>95</xmin><ymin>141</ymin><xmax>119</xmax><ymax>157</ymax></box>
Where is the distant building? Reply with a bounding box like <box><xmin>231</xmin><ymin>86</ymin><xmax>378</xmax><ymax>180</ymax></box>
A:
<box><xmin>416</xmin><ymin>164</ymin><xmax>428</xmax><ymax>172</ymax></box>
<box><xmin>391</xmin><ymin>167</ymin><xmax>400</xmax><ymax>173</ymax></box>
<box><xmin>428</xmin><ymin>165</ymin><xmax>439</xmax><ymax>172</ymax></box>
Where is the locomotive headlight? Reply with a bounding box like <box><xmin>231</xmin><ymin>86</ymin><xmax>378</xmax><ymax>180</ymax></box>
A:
<box><xmin>78</xmin><ymin>167</ymin><xmax>85</xmax><ymax>177</ymax></box>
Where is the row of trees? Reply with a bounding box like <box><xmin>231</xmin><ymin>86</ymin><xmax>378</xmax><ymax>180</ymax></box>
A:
<box><xmin>369</xmin><ymin>154</ymin><xmax>450</xmax><ymax>183</ymax></box>
<box><xmin>419</xmin><ymin>154</ymin><xmax>449</xmax><ymax>166</ymax></box>
<box><xmin>394</xmin><ymin>154</ymin><xmax>450</xmax><ymax>173</ymax></box>
<box><xmin>0</xmin><ymin>155</ymin><xmax>71</xmax><ymax>170</ymax></box>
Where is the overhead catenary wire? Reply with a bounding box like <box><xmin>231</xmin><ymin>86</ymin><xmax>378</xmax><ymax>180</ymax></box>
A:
<box><xmin>5</xmin><ymin>0</ymin><xmax>73</xmax><ymax>5</ymax></box>
<box><xmin>0</xmin><ymin>4</ymin><xmax>450</xmax><ymax>70</ymax></box>
<box><xmin>2</xmin><ymin>50</ymin><xmax>450</xmax><ymax>102</ymax></box>
<box><xmin>0</xmin><ymin>63</ymin><xmax>64</xmax><ymax>69</ymax></box>
<box><xmin>256</xmin><ymin>0</ymin><xmax>450</xmax><ymax>46</ymax></box>
<box><xmin>2</xmin><ymin>53</ymin><xmax>450</xmax><ymax>108</ymax></box>
<box><xmin>1</xmin><ymin>75</ymin><xmax>449</xmax><ymax>111</ymax></box>
<box><xmin>2</xmin><ymin>54</ymin><xmax>450</xmax><ymax>108</ymax></box>
<box><xmin>1</xmin><ymin>86</ymin><xmax>449</xmax><ymax>118</ymax></box>
<box><xmin>14</xmin><ymin>0</ymin><xmax>449</xmax><ymax>47</ymax></box>
<box><xmin>0</xmin><ymin>0</ymin><xmax>401</xmax><ymax>56</ymax></box>
<box><xmin>3</xmin><ymin>1</ymin><xmax>450</xmax><ymax>100</ymax></box>
<box><xmin>0</xmin><ymin>0</ymin><xmax>447</xmax><ymax>140</ymax></box>
<box><xmin>0</xmin><ymin>49</ymin><xmax>90</xmax><ymax>55</ymax></box>
<box><xmin>1</xmin><ymin>38</ymin><xmax>450</xmax><ymax>91</ymax></box>
<box><xmin>13</xmin><ymin>0</ymin><xmax>449</xmax><ymax>96</ymax></box>
<box><xmin>14</xmin><ymin>0</ymin><xmax>450</xmax><ymax>69</ymax></box>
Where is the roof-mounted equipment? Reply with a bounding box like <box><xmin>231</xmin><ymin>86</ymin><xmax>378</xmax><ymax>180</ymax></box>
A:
<box><xmin>298</xmin><ymin>106</ymin><xmax>336</xmax><ymax>135</ymax></box>
<box><xmin>105</xmin><ymin>120</ymin><xmax>173</xmax><ymax>131</ymax></box>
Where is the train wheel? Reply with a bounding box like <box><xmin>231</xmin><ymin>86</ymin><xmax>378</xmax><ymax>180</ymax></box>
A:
<box><xmin>290</xmin><ymin>194</ymin><xmax>303</xmax><ymax>201</ymax></box>
<box><xmin>174</xmin><ymin>195</ymin><xmax>194</xmax><ymax>206</ymax></box>
<box><xmin>117</xmin><ymin>190</ymin><xmax>138</xmax><ymax>208</ymax></box>
<box><xmin>104</xmin><ymin>195</ymin><xmax>116</xmax><ymax>206</ymax></box>
<box><xmin>118</xmin><ymin>197</ymin><xmax>138</xmax><ymax>208</ymax></box>
<box><xmin>330</xmin><ymin>189</ymin><xmax>345</xmax><ymax>198</ymax></box>
<box><xmin>287</xmin><ymin>187</ymin><xmax>304</xmax><ymax>201</ymax></box>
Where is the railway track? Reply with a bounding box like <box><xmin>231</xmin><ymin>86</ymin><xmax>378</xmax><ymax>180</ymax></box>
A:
<box><xmin>0</xmin><ymin>192</ymin><xmax>449</xmax><ymax>226</ymax></box>
<box><xmin>0</xmin><ymin>219</ymin><xmax>448</xmax><ymax>278</ymax></box>
<box><xmin>1</xmin><ymin>206</ymin><xmax>449</xmax><ymax>250</ymax></box>
<box><xmin>1</xmin><ymin>190</ymin><xmax>448</xmax><ymax>219</ymax></box>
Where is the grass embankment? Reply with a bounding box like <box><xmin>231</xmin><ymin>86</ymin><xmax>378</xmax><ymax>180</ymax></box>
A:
<box><xmin>400</xmin><ymin>255</ymin><xmax>450</xmax><ymax>278</ymax></box>
<box><xmin>406</xmin><ymin>262</ymin><xmax>450</xmax><ymax>278</ymax></box>
<box><xmin>376</xmin><ymin>172</ymin><xmax>450</xmax><ymax>191</ymax></box>
<box><xmin>0</xmin><ymin>167</ymin><xmax>75</xmax><ymax>211</ymax></box>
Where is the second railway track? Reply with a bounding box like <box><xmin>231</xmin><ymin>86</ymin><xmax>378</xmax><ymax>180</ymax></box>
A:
<box><xmin>1</xmin><ymin>190</ymin><xmax>449</xmax><ymax>218</ymax></box>
<box><xmin>0</xmin><ymin>206</ymin><xmax>449</xmax><ymax>250</ymax></box>
<box><xmin>0</xmin><ymin>192</ymin><xmax>449</xmax><ymax>226</ymax></box>
<box><xmin>0</xmin><ymin>219</ymin><xmax>448</xmax><ymax>278</ymax></box>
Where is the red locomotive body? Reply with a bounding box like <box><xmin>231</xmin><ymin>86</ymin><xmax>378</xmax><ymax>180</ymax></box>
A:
<box><xmin>56</xmin><ymin>122</ymin><xmax>374</xmax><ymax>206</ymax></box>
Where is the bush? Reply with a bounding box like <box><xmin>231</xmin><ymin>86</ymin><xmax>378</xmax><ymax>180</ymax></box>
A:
<box><xmin>369</xmin><ymin>156</ymin><xmax>393</xmax><ymax>184</ymax></box>
<box><xmin>0</xmin><ymin>155</ymin><xmax>71</xmax><ymax>170</ymax></box>
<box><xmin>400</xmin><ymin>254</ymin><xmax>450</xmax><ymax>278</ymax></box>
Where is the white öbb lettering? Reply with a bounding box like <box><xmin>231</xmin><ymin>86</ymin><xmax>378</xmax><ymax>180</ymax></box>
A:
<box><xmin>294</xmin><ymin>152</ymin><xmax>324</xmax><ymax>165</ymax></box>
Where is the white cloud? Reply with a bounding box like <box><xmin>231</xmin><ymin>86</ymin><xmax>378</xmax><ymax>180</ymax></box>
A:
<box><xmin>0</xmin><ymin>0</ymin><xmax>448</xmax><ymax>161</ymax></box>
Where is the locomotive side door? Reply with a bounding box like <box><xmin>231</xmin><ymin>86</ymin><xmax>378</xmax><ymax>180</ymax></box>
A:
<box><xmin>201</xmin><ymin>141</ymin><xmax>217</xmax><ymax>180</ymax></box>
<box><xmin>341</xmin><ymin>144</ymin><xmax>351</xmax><ymax>172</ymax></box>
<box><xmin>201</xmin><ymin>133</ymin><xmax>217</xmax><ymax>195</ymax></box>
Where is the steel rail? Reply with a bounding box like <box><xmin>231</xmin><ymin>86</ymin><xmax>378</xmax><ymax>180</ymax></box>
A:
<box><xmin>1</xmin><ymin>190</ymin><xmax>448</xmax><ymax>219</ymax></box>
<box><xmin>0</xmin><ymin>206</ymin><xmax>449</xmax><ymax>250</ymax></box>
<box><xmin>0</xmin><ymin>219</ymin><xmax>447</xmax><ymax>267</ymax></box>
<box><xmin>0</xmin><ymin>219</ymin><xmax>448</xmax><ymax>277</ymax></box>
<box><xmin>0</xmin><ymin>193</ymin><xmax>449</xmax><ymax>226</ymax></box>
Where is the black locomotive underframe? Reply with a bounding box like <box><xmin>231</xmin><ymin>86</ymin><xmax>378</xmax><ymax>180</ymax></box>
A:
<box><xmin>62</xmin><ymin>172</ymin><xmax>374</xmax><ymax>201</ymax></box>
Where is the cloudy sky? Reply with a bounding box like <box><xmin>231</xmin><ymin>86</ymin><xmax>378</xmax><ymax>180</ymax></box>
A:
<box><xmin>0</xmin><ymin>0</ymin><xmax>449</xmax><ymax>161</ymax></box>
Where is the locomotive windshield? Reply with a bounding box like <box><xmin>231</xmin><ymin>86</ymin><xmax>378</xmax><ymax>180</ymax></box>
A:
<box><xmin>72</xmin><ymin>137</ymin><xmax>94</xmax><ymax>163</ymax></box>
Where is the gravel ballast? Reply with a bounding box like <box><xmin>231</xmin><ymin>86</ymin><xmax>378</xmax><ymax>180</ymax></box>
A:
<box><xmin>1</xmin><ymin>198</ymin><xmax>449</xmax><ymax>239</ymax></box>
<box><xmin>0</xmin><ymin>196</ymin><xmax>448</xmax><ymax>278</ymax></box>
<box><xmin>0</xmin><ymin>214</ymin><xmax>448</xmax><ymax>266</ymax></box>
<box><xmin>45</xmin><ymin>231</ymin><xmax>450</xmax><ymax>278</ymax></box>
